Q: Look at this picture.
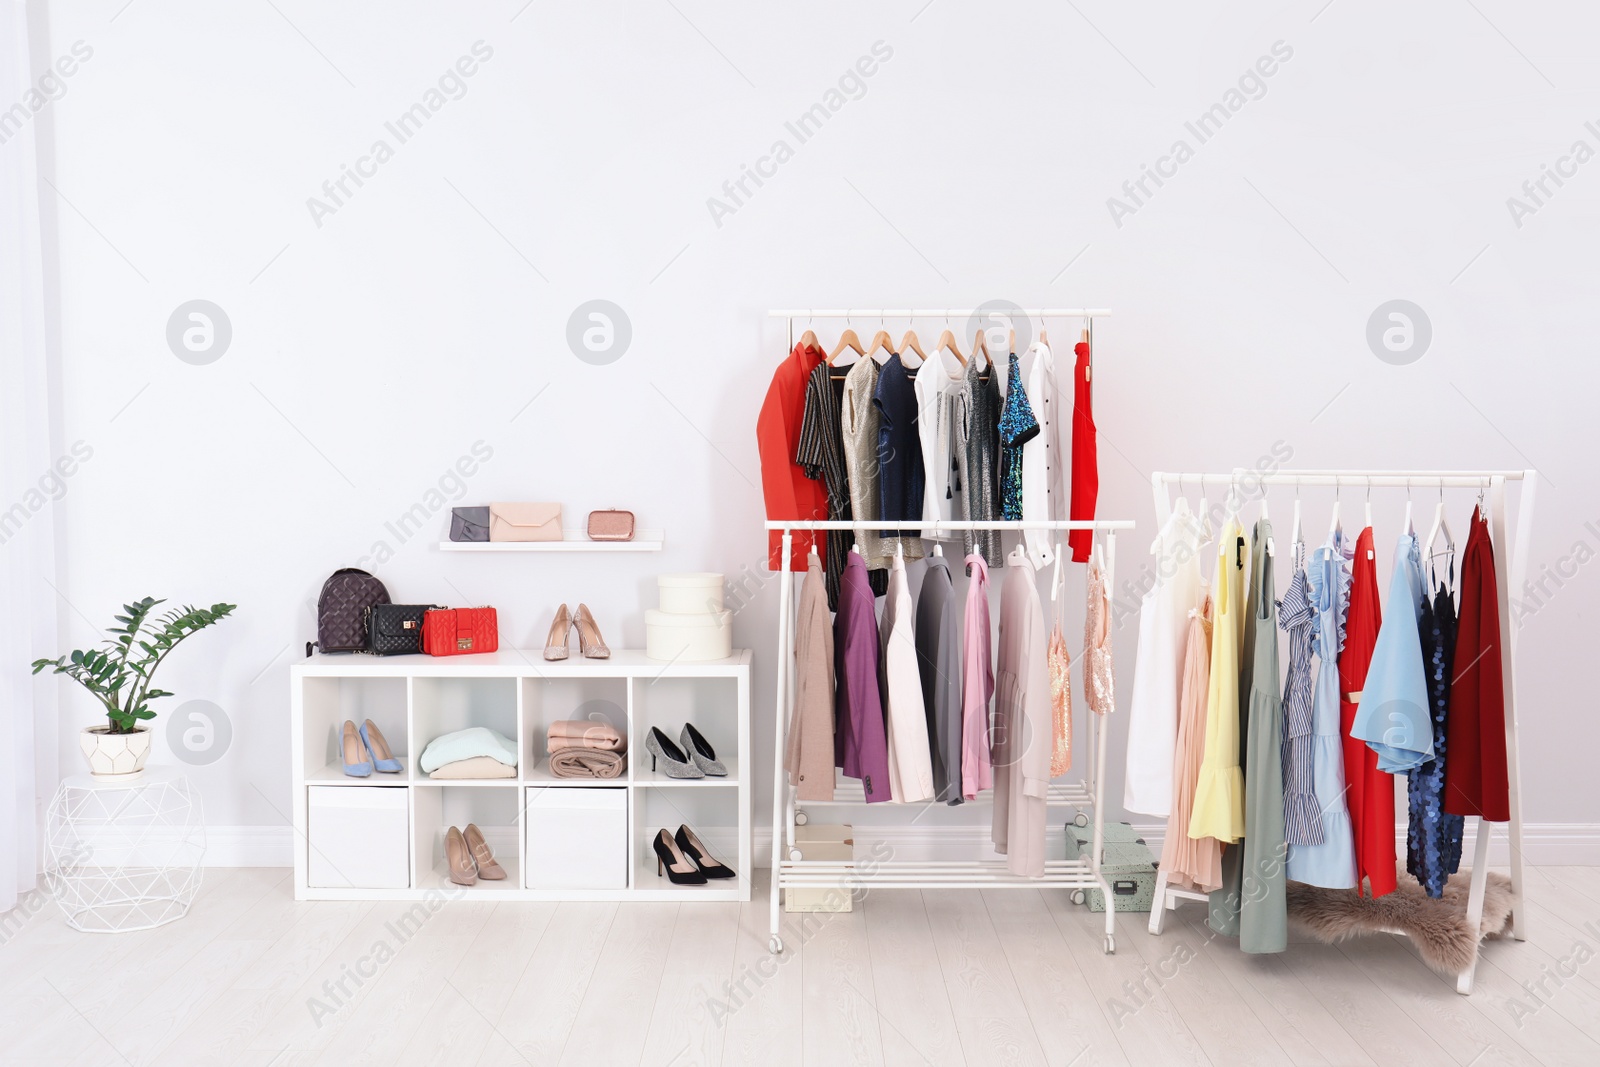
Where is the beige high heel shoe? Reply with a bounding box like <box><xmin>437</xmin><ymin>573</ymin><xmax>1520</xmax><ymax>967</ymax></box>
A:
<box><xmin>446</xmin><ymin>826</ymin><xmax>477</xmax><ymax>886</ymax></box>
<box><xmin>544</xmin><ymin>604</ymin><xmax>572</xmax><ymax>661</ymax></box>
<box><xmin>574</xmin><ymin>603</ymin><xmax>610</xmax><ymax>659</ymax></box>
<box><xmin>463</xmin><ymin>823</ymin><xmax>505</xmax><ymax>880</ymax></box>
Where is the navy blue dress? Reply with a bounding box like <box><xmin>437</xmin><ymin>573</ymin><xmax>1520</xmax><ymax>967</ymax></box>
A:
<box><xmin>874</xmin><ymin>354</ymin><xmax>925</xmax><ymax>538</ymax></box>
<box><xmin>1407</xmin><ymin>577</ymin><xmax>1465</xmax><ymax>897</ymax></box>
<box><xmin>997</xmin><ymin>353</ymin><xmax>1039</xmax><ymax>521</ymax></box>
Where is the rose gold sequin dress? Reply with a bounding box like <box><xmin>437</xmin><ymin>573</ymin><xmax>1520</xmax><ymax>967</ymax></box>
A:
<box><xmin>1048</xmin><ymin>622</ymin><xmax>1072</xmax><ymax>778</ymax></box>
<box><xmin>1084</xmin><ymin>558</ymin><xmax>1114</xmax><ymax>715</ymax></box>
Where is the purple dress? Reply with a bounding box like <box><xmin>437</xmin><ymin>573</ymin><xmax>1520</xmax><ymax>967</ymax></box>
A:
<box><xmin>835</xmin><ymin>552</ymin><xmax>891</xmax><ymax>801</ymax></box>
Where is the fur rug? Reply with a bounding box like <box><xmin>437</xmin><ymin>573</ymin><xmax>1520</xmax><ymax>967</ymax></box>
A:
<box><xmin>1287</xmin><ymin>869</ymin><xmax>1514</xmax><ymax>975</ymax></box>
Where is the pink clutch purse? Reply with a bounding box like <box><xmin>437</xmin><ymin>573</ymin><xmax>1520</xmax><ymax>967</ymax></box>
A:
<box><xmin>586</xmin><ymin>509</ymin><xmax>635</xmax><ymax>542</ymax></box>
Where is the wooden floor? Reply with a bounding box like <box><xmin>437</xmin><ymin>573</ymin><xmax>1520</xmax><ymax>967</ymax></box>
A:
<box><xmin>3</xmin><ymin>865</ymin><xmax>1598</xmax><ymax>1066</ymax></box>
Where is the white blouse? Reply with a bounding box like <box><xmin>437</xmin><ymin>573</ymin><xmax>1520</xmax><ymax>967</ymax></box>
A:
<box><xmin>881</xmin><ymin>554</ymin><xmax>935</xmax><ymax>803</ymax></box>
<box><xmin>1123</xmin><ymin>498</ymin><xmax>1208</xmax><ymax>816</ymax></box>
<box><xmin>914</xmin><ymin>349</ymin><xmax>966</xmax><ymax>526</ymax></box>
<box><xmin>1021</xmin><ymin>341</ymin><xmax>1062</xmax><ymax>568</ymax></box>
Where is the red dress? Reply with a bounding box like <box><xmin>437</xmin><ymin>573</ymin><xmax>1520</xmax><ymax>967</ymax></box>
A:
<box><xmin>1339</xmin><ymin>527</ymin><xmax>1396</xmax><ymax>897</ymax></box>
<box><xmin>757</xmin><ymin>342</ymin><xmax>828</xmax><ymax>570</ymax></box>
<box><xmin>1067</xmin><ymin>340</ymin><xmax>1099</xmax><ymax>562</ymax></box>
<box><xmin>1443</xmin><ymin>508</ymin><xmax>1509</xmax><ymax>821</ymax></box>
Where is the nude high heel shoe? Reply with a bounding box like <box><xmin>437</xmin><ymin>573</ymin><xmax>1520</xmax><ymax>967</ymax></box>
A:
<box><xmin>544</xmin><ymin>604</ymin><xmax>572</xmax><ymax>661</ymax></box>
<box><xmin>446</xmin><ymin>826</ymin><xmax>477</xmax><ymax>886</ymax></box>
<box><xmin>574</xmin><ymin>603</ymin><xmax>610</xmax><ymax>659</ymax></box>
<box><xmin>463</xmin><ymin>823</ymin><xmax>505</xmax><ymax>880</ymax></box>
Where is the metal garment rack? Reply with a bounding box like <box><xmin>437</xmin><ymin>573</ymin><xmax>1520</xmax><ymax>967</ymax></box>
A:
<box><xmin>1142</xmin><ymin>469</ymin><xmax>1536</xmax><ymax>996</ymax></box>
<box><xmin>764</xmin><ymin>518</ymin><xmax>1135</xmax><ymax>957</ymax></box>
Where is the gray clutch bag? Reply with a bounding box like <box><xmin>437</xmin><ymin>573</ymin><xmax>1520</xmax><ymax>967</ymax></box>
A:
<box><xmin>449</xmin><ymin>507</ymin><xmax>491</xmax><ymax>542</ymax></box>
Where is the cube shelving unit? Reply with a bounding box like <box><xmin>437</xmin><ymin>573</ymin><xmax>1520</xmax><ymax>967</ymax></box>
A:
<box><xmin>289</xmin><ymin>649</ymin><xmax>751</xmax><ymax>902</ymax></box>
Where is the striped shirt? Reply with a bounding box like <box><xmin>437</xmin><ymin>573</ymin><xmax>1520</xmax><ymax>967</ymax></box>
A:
<box><xmin>796</xmin><ymin>363</ymin><xmax>887</xmax><ymax>609</ymax></box>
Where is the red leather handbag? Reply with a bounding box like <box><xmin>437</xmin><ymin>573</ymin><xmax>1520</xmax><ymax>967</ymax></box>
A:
<box><xmin>421</xmin><ymin>607</ymin><xmax>499</xmax><ymax>656</ymax></box>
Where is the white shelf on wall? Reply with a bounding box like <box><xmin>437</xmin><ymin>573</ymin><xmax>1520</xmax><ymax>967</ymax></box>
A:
<box><xmin>437</xmin><ymin>530</ymin><xmax>664</xmax><ymax>552</ymax></box>
<box><xmin>289</xmin><ymin>649</ymin><xmax>751</xmax><ymax>903</ymax></box>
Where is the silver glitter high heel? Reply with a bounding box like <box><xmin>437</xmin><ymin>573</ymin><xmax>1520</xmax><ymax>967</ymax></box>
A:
<box><xmin>679</xmin><ymin>723</ymin><xmax>726</xmax><ymax>776</ymax></box>
<box><xmin>645</xmin><ymin>727</ymin><xmax>704</xmax><ymax>778</ymax></box>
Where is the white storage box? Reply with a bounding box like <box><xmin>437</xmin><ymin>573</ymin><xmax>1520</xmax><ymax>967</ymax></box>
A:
<box><xmin>645</xmin><ymin>607</ymin><xmax>733</xmax><ymax>662</ymax></box>
<box><xmin>523</xmin><ymin>787</ymin><xmax>627</xmax><ymax>889</ymax></box>
<box><xmin>785</xmin><ymin>823</ymin><xmax>854</xmax><ymax>912</ymax></box>
<box><xmin>308</xmin><ymin>785</ymin><xmax>410</xmax><ymax>889</ymax></box>
<box><xmin>657</xmin><ymin>572</ymin><xmax>724</xmax><ymax>615</ymax></box>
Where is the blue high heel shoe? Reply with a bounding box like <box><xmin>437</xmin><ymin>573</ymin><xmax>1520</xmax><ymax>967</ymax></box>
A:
<box><xmin>341</xmin><ymin>720</ymin><xmax>372</xmax><ymax>777</ymax></box>
<box><xmin>360</xmin><ymin>719</ymin><xmax>403</xmax><ymax>773</ymax></box>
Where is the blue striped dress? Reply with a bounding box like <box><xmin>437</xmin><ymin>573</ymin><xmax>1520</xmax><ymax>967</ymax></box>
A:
<box><xmin>1285</xmin><ymin>532</ymin><xmax>1359</xmax><ymax>889</ymax></box>
<box><xmin>1278</xmin><ymin>543</ymin><xmax>1321</xmax><ymax>845</ymax></box>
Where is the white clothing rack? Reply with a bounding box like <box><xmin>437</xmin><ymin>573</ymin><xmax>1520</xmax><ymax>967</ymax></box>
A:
<box><xmin>1144</xmin><ymin>468</ymin><xmax>1536</xmax><ymax>996</ymax></box>
<box><xmin>764</xmin><ymin>518</ymin><xmax>1135</xmax><ymax>956</ymax></box>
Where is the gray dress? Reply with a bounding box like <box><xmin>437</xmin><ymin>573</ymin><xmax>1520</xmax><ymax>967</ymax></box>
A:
<box><xmin>1210</xmin><ymin>518</ymin><xmax>1289</xmax><ymax>952</ymax></box>
<box><xmin>915</xmin><ymin>552</ymin><xmax>963</xmax><ymax>804</ymax></box>
<box><xmin>958</xmin><ymin>357</ymin><xmax>1002</xmax><ymax>565</ymax></box>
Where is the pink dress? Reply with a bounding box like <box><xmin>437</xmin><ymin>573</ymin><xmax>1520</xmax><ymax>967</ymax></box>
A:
<box><xmin>961</xmin><ymin>553</ymin><xmax>995</xmax><ymax>799</ymax></box>
<box><xmin>1161</xmin><ymin>596</ymin><xmax>1223</xmax><ymax>892</ymax></box>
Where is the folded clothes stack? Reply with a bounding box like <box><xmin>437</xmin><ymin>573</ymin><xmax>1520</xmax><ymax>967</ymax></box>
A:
<box><xmin>419</xmin><ymin>726</ymin><xmax>519</xmax><ymax>779</ymax></box>
<box><xmin>547</xmin><ymin>719</ymin><xmax>627</xmax><ymax>779</ymax></box>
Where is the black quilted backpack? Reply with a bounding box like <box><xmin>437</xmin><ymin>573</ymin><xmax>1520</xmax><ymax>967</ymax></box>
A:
<box><xmin>307</xmin><ymin>568</ymin><xmax>391</xmax><ymax>655</ymax></box>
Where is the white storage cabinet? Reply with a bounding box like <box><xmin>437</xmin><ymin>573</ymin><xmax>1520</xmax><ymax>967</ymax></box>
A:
<box><xmin>289</xmin><ymin>650</ymin><xmax>751</xmax><ymax>902</ymax></box>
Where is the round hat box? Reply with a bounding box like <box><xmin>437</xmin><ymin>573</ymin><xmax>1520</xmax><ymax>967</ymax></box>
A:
<box><xmin>657</xmin><ymin>573</ymin><xmax>724</xmax><ymax>615</ymax></box>
<box><xmin>645</xmin><ymin>608</ymin><xmax>733</xmax><ymax>662</ymax></box>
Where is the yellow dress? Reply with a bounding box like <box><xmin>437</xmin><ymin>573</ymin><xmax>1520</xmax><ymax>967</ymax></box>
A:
<box><xmin>1188</xmin><ymin>516</ymin><xmax>1248</xmax><ymax>843</ymax></box>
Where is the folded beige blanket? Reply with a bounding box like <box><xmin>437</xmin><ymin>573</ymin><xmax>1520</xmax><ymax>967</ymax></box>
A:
<box><xmin>548</xmin><ymin>748</ymin><xmax>626</xmax><ymax>779</ymax></box>
<box><xmin>546</xmin><ymin>720</ymin><xmax>626</xmax><ymax>754</ymax></box>
<box><xmin>427</xmin><ymin>755</ymin><xmax>517</xmax><ymax>780</ymax></box>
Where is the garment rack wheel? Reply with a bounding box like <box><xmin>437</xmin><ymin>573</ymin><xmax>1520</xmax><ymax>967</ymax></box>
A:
<box><xmin>1070</xmin><ymin>889</ymin><xmax>1086</xmax><ymax>906</ymax></box>
<box><xmin>770</xmin><ymin>934</ymin><xmax>784</xmax><ymax>954</ymax></box>
<box><xmin>1104</xmin><ymin>934</ymin><xmax>1115</xmax><ymax>954</ymax></box>
<box><xmin>794</xmin><ymin>809</ymin><xmax>808</xmax><ymax>826</ymax></box>
<box><xmin>1072</xmin><ymin>811</ymin><xmax>1089</xmax><ymax>828</ymax></box>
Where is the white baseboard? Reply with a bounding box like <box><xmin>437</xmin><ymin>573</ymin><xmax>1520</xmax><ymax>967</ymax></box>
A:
<box><xmin>175</xmin><ymin>822</ymin><xmax>1600</xmax><ymax>869</ymax></box>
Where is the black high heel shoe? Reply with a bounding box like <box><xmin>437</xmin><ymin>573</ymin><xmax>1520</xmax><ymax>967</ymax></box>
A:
<box><xmin>645</xmin><ymin>727</ymin><xmax>704</xmax><ymax>778</ymax></box>
<box><xmin>653</xmin><ymin>829</ymin><xmax>708</xmax><ymax>885</ymax></box>
<box><xmin>679</xmin><ymin>723</ymin><xmax>726</xmax><ymax>777</ymax></box>
<box><xmin>674</xmin><ymin>824</ymin><xmax>736</xmax><ymax>879</ymax></box>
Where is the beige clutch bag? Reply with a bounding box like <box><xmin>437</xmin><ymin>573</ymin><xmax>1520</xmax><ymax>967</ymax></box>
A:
<box><xmin>586</xmin><ymin>509</ymin><xmax>635</xmax><ymax>542</ymax></box>
<box><xmin>489</xmin><ymin>502</ymin><xmax>562</xmax><ymax>542</ymax></box>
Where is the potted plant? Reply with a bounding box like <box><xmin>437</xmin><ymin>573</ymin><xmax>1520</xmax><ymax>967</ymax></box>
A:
<box><xmin>33</xmin><ymin>597</ymin><xmax>236</xmax><ymax>780</ymax></box>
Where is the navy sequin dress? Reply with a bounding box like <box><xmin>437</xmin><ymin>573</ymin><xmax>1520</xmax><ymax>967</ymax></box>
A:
<box><xmin>1407</xmin><ymin>578</ymin><xmax>1466</xmax><ymax>897</ymax></box>
<box><xmin>997</xmin><ymin>353</ymin><xmax>1038</xmax><ymax>521</ymax></box>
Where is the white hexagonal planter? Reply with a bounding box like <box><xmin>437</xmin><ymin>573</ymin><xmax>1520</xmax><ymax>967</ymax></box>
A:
<box><xmin>79</xmin><ymin>727</ymin><xmax>152</xmax><ymax>781</ymax></box>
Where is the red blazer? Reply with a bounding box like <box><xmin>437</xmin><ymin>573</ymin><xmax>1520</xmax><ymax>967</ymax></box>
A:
<box><xmin>757</xmin><ymin>342</ymin><xmax>829</xmax><ymax>570</ymax></box>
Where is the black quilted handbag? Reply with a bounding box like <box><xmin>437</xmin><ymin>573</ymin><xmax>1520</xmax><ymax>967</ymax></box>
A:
<box><xmin>308</xmin><ymin>568</ymin><xmax>390</xmax><ymax>655</ymax></box>
<box><xmin>366</xmin><ymin>604</ymin><xmax>439</xmax><ymax>655</ymax></box>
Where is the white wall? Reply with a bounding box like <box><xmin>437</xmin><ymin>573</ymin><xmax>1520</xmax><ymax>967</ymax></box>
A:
<box><xmin>25</xmin><ymin>1</ymin><xmax>1599</xmax><ymax>852</ymax></box>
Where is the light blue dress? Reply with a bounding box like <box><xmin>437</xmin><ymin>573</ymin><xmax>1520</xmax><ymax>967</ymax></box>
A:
<box><xmin>1352</xmin><ymin>534</ymin><xmax>1433</xmax><ymax>772</ymax></box>
<box><xmin>1286</xmin><ymin>532</ymin><xmax>1358</xmax><ymax>889</ymax></box>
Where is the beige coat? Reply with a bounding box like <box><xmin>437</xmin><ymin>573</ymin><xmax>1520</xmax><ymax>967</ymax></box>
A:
<box><xmin>786</xmin><ymin>555</ymin><xmax>835</xmax><ymax>801</ymax></box>
<box><xmin>992</xmin><ymin>547</ymin><xmax>1051</xmax><ymax>876</ymax></box>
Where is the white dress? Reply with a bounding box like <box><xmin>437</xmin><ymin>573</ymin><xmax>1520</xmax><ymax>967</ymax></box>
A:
<box><xmin>881</xmin><ymin>554</ymin><xmax>934</xmax><ymax>803</ymax></box>
<box><xmin>1020</xmin><ymin>341</ymin><xmax>1061</xmax><ymax>568</ymax></box>
<box><xmin>914</xmin><ymin>349</ymin><xmax>966</xmax><ymax>525</ymax></box>
<box><xmin>1122</xmin><ymin>498</ymin><xmax>1206</xmax><ymax>816</ymax></box>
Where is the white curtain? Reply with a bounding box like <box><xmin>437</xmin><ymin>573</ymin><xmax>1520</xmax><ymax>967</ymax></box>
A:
<box><xmin>0</xmin><ymin>0</ymin><xmax>61</xmax><ymax>915</ymax></box>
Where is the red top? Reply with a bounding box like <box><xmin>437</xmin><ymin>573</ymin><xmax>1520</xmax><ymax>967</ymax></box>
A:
<box><xmin>1444</xmin><ymin>508</ymin><xmax>1510</xmax><ymax>821</ymax></box>
<box><xmin>757</xmin><ymin>343</ymin><xmax>829</xmax><ymax>570</ymax></box>
<box><xmin>1067</xmin><ymin>341</ymin><xmax>1099</xmax><ymax>562</ymax></box>
<box><xmin>1339</xmin><ymin>527</ymin><xmax>1396</xmax><ymax>897</ymax></box>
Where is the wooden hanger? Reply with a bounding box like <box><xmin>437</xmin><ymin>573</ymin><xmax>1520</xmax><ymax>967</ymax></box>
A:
<box><xmin>1007</xmin><ymin>327</ymin><xmax>1015</xmax><ymax>353</ymax></box>
<box><xmin>828</xmin><ymin>327</ymin><xmax>865</xmax><ymax>366</ymax></box>
<box><xmin>932</xmin><ymin>327</ymin><xmax>967</xmax><ymax>365</ymax></box>
<box><xmin>865</xmin><ymin>328</ymin><xmax>897</xmax><ymax>364</ymax></box>
<box><xmin>898</xmin><ymin>329</ymin><xmax>927</xmax><ymax>362</ymax></box>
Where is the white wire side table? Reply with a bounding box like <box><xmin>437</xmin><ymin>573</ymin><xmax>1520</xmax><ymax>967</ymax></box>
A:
<box><xmin>44</xmin><ymin>767</ymin><xmax>207</xmax><ymax>933</ymax></box>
